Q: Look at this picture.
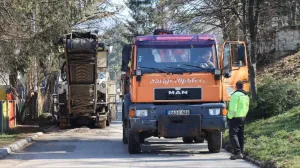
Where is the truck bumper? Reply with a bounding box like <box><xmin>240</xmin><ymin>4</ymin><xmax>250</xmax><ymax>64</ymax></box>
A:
<box><xmin>129</xmin><ymin>103</ymin><xmax>227</xmax><ymax>137</ymax></box>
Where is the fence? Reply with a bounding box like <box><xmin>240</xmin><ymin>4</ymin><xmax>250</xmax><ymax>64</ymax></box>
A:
<box><xmin>0</xmin><ymin>100</ymin><xmax>17</xmax><ymax>133</ymax></box>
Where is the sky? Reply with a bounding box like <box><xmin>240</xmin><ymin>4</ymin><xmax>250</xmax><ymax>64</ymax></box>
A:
<box><xmin>74</xmin><ymin>0</ymin><xmax>129</xmax><ymax>32</ymax></box>
<box><xmin>111</xmin><ymin>0</ymin><xmax>129</xmax><ymax>17</ymax></box>
<box><xmin>76</xmin><ymin>0</ymin><xmax>129</xmax><ymax>34</ymax></box>
<box><xmin>75</xmin><ymin>0</ymin><xmax>223</xmax><ymax>40</ymax></box>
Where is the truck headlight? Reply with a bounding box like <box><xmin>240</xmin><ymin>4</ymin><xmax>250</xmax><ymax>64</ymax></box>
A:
<box><xmin>209</xmin><ymin>108</ymin><xmax>221</xmax><ymax>115</ymax></box>
<box><xmin>136</xmin><ymin>109</ymin><xmax>148</xmax><ymax>117</ymax></box>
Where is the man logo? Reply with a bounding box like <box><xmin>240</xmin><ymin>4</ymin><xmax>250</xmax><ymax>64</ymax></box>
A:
<box><xmin>168</xmin><ymin>90</ymin><xmax>188</xmax><ymax>95</ymax></box>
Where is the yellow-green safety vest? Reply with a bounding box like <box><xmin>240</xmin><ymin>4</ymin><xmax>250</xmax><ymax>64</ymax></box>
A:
<box><xmin>227</xmin><ymin>90</ymin><xmax>250</xmax><ymax>119</ymax></box>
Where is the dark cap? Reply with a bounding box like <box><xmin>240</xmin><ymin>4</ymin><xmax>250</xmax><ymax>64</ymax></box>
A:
<box><xmin>236</xmin><ymin>81</ymin><xmax>244</xmax><ymax>89</ymax></box>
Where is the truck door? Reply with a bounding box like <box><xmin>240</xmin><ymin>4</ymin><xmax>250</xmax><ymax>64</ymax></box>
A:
<box><xmin>221</xmin><ymin>41</ymin><xmax>249</xmax><ymax>101</ymax></box>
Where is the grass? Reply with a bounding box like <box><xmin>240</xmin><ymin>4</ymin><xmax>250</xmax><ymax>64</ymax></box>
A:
<box><xmin>0</xmin><ymin>133</ymin><xmax>21</xmax><ymax>147</ymax></box>
<box><xmin>224</xmin><ymin>106</ymin><xmax>300</xmax><ymax>168</ymax></box>
<box><xmin>0</xmin><ymin>126</ymin><xmax>42</xmax><ymax>148</ymax></box>
<box><xmin>0</xmin><ymin>113</ymin><xmax>54</xmax><ymax>148</ymax></box>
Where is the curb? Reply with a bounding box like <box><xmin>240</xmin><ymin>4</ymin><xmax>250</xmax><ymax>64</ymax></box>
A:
<box><xmin>243</xmin><ymin>155</ymin><xmax>263</xmax><ymax>167</ymax></box>
<box><xmin>0</xmin><ymin>132</ymin><xmax>43</xmax><ymax>159</ymax></box>
<box><xmin>223</xmin><ymin>144</ymin><xmax>264</xmax><ymax>168</ymax></box>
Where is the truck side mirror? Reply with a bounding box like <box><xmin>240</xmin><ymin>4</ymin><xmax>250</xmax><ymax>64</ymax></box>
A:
<box><xmin>121</xmin><ymin>44</ymin><xmax>132</xmax><ymax>72</ymax></box>
<box><xmin>97</xmin><ymin>51</ymin><xmax>108</xmax><ymax>69</ymax></box>
<box><xmin>97</xmin><ymin>43</ymin><xmax>108</xmax><ymax>69</ymax></box>
<box><xmin>60</xmin><ymin>62</ymin><xmax>67</xmax><ymax>81</ymax></box>
<box><xmin>108</xmin><ymin>46</ymin><xmax>113</xmax><ymax>54</ymax></box>
<box><xmin>224</xmin><ymin>71</ymin><xmax>232</xmax><ymax>78</ymax></box>
<box><xmin>222</xmin><ymin>43</ymin><xmax>232</xmax><ymax>77</ymax></box>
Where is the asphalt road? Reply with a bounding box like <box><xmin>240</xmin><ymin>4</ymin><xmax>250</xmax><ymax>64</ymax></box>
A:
<box><xmin>0</xmin><ymin>112</ymin><xmax>258</xmax><ymax>168</ymax></box>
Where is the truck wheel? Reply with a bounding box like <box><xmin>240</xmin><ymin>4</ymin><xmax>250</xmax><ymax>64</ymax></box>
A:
<box><xmin>59</xmin><ymin>122</ymin><xmax>70</xmax><ymax>129</ymax></box>
<box><xmin>59</xmin><ymin>118</ymin><xmax>69</xmax><ymax>129</ymax></box>
<box><xmin>139</xmin><ymin>136</ymin><xmax>145</xmax><ymax>143</ymax></box>
<box><xmin>182</xmin><ymin>137</ymin><xmax>194</xmax><ymax>143</ymax></box>
<box><xmin>194</xmin><ymin>136</ymin><xmax>205</xmax><ymax>143</ymax></box>
<box><xmin>207</xmin><ymin>131</ymin><xmax>222</xmax><ymax>153</ymax></box>
<box><xmin>122</xmin><ymin>120</ymin><xmax>128</xmax><ymax>144</ymax></box>
<box><xmin>106</xmin><ymin>119</ymin><xmax>110</xmax><ymax>126</ymax></box>
<box><xmin>59</xmin><ymin>123</ymin><xmax>67</xmax><ymax>129</ymax></box>
<box><xmin>128</xmin><ymin>130</ymin><xmax>141</xmax><ymax>154</ymax></box>
<box><xmin>106</xmin><ymin>111</ymin><xmax>111</xmax><ymax>126</ymax></box>
<box><xmin>99</xmin><ymin>120</ymin><xmax>106</xmax><ymax>128</ymax></box>
<box><xmin>122</xmin><ymin>102</ymin><xmax>125</xmax><ymax>121</ymax></box>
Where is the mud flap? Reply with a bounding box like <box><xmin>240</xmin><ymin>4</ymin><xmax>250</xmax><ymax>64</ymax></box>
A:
<box><xmin>158</xmin><ymin>115</ymin><xmax>201</xmax><ymax>137</ymax></box>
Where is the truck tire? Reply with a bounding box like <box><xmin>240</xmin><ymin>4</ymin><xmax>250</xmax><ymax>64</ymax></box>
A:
<box><xmin>99</xmin><ymin>120</ymin><xmax>106</xmax><ymax>128</ymax></box>
<box><xmin>122</xmin><ymin>120</ymin><xmax>128</xmax><ymax>144</ymax></box>
<box><xmin>106</xmin><ymin>110</ymin><xmax>111</xmax><ymax>126</ymax></box>
<box><xmin>122</xmin><ymin>102</ymin><xmax>125</xmax><ymax>121</ymax></box>
<box><xmin>182</xmin><ymin>137</ymin><xmax>194</xmax><ymax>143</ymax></box>
<box><xmin>207</xmin><ymin>131</ymin><xmax>222</xmax><ymax>153</ymax></box>
<box><xmin>59</xmin><ymin>123</ymin><xmax>68</xmax><ymax>129</ymax></box>
<box><xmin>139</xmin><ymin>136</ymin><xmax>145</xmax><ymax>143</ymax></box>
<box><xmin>59</xmin><ymin>117</ymin><xmax>70</xmax><ymax>129</ymax></box>
<box><xmin>194</xmin><ymin>136</ymin><xmax>205</xmax><ymax>143</ymax></box>
<box><xmin>128</xmin><ymin>130</ymin><xmax>141</xmax><ymax>154</ymax></box>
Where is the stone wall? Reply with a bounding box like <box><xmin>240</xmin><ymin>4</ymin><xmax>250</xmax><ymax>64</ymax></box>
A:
<box><xmin>258</xmin><ymin>26</ymin><xmax>300</xmax><ymax>55</ymax></box>
<box><xmin>276</xmin><ymin>28</ymin><xmax>300</xmax><ymax>51</ymax></box>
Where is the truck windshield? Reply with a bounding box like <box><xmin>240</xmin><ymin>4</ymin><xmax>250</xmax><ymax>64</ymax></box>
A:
<box><xmin>136</xmin><ymin>45</ymin><xmax>217</xmax><ymax>73</ymax></box>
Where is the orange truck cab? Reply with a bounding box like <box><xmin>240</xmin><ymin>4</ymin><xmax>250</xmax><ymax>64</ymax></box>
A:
<box><xmin>121</xmin><ymin>29</ymin><xmax>249</xmax><ymax>154</ymax></box>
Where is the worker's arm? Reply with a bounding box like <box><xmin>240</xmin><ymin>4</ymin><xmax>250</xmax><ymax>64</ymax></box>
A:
<box><xmin>228</xmin><ymin>93</ymin><xmax>239</xmax><ymax>119</ymax></box>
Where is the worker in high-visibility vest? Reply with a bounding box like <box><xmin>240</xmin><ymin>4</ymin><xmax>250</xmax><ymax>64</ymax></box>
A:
<box><xmin>227</xmin><ymin>81</ymin><xmax>250</xmax><ymax>160</ymax></box>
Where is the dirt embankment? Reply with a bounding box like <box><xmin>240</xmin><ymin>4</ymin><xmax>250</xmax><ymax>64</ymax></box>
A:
<box><xmin>257</xmin><ymin>51</ymin><xmax>300</xmax><ymax>80</ymax></box>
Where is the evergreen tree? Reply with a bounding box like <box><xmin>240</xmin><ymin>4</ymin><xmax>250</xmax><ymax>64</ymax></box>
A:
<box><xmin>124</xmin><ymin>0</ymin><xmax>156</xmax><ymax>42</ymax></box>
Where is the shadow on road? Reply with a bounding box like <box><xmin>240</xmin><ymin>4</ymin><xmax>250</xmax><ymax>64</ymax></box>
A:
<box><xmin>0</xmin><ymin>121</ymin><xmax>257</xmax><ymax>168</ymax></box>
<box><xmin>2</xmin><ymin>137</ymin><xmax>223</xmax><ymax>160</ymax></box>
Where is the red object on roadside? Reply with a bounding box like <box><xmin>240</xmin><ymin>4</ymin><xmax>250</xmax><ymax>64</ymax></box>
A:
<box><xmin>8</xmin><ymin>101</ymin><xmax>15</xmax><ymax>128</ymax></box>
<box><xmin>7</xmin><ymin>92</ymin><xmax>13</xmax><ymax>100</ymax></box>
<box><xmin>7</xmin><ymin>91</ymin><xmax>16</xmax><ymax>129</ymax></box>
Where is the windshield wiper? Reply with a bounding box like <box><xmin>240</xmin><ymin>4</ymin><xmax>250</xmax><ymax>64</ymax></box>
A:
<box><xmin>138</xmin><ymin>66</ymin><xmax>168</xmax><ymax>73</ymax></box>
<box><xmin>183</xmin><ymin>64</ymin><xmax>205</xmax><ymax>69</ymax></box>
<box><xmin>166</xmin><ymin>66</ymin><xmax>189</xmax><ymax>73</ymax></box>
<box><xmin>183</xmin><ymin>64</ymin><xmax>214</xmax><ymax>71</ymax></box>
<box><xmin>184</xmin><ymin>63</ymin><xmax>214</xmax><ymax>69</ymax></box>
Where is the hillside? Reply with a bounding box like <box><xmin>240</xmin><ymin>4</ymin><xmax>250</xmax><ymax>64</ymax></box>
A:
<box><xmin>257</xmin><ymin>51</ymin><xmax>300</xmax><ymax>80</ymax></box>
<box><xmin>244</xmin><ymin>106</ymin><xmax>300</xmax><ymax>168</ymax></box>
<box><xmin>224</xmin><ymin>51</ymin><xmax>300</xmax><ymax>168</ymax></box>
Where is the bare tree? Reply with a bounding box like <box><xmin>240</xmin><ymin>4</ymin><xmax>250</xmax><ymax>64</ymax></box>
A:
<box><xmin>0</xmin><ymin>0</ymin><xmax>121</xmax><ymax>122</ymax></box>
<box><xmin>165</xmin><ymin>0</ymin><xmax>291</xmax><ymax>100</ymax></box>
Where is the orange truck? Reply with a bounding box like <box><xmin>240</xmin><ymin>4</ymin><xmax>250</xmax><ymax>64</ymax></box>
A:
<box><xmin>121</xmin><ymin>29</ymin><xmax>249</xmax><ymax>154</ymax></box>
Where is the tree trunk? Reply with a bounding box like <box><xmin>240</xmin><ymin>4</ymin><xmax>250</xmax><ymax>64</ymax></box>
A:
<box><xmin>248</xmin><ymin>42</ymin><xmax>258</xmax><ymax>100</ymax></box>
<box><xmin>247</xmin><ymin>0</ymin><xmax>260</xmax><ymax>100</ymax></box>
<box><xmin>291</xmin><ymin>0</ymin><xmax>297</xmax><ymax>26</ymax></box>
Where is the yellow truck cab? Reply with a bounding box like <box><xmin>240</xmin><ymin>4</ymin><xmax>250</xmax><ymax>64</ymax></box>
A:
<box><xmin>121</xmin><ymin>29</ymin><xmax>249</xmax><ymax>154</ymax></box>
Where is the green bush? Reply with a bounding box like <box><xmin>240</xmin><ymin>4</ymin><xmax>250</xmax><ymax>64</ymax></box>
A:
<box><xmin>245</xmin><ymin>92</ymin><xmax>266</xmax><ymax>120</ymax></box>
<box><xmin>256</xmin><ymin>76</ymin><xmax>300</xmax><ymax>117</ymax></box>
